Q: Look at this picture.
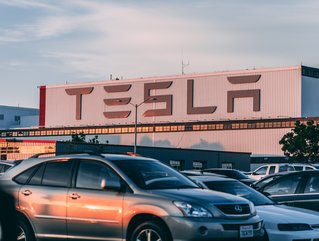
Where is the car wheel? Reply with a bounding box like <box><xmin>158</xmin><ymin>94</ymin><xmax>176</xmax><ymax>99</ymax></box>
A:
<box><xmin>130</xmin><ymin>220</ymin><xmax>171</xmax><ymax>241</ymax></box>
<box><xmin>0</xmin><ymin>190</ymin><xmax>17</xmax><ymax>241</ymax></box>
<box><xmin>17</xmin><ymin>219</ymin><xmax>35</xmax><ymax>241</ymax></box>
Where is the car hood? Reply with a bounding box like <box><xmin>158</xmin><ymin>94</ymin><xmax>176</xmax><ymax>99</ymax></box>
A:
<box><xmin>256</xmin><ymin>205</ymin><xmax>319</xmax><ymax>226</ymax></box>
<box><xmin>150</xmin><ymin>188</ymin><xmax>250</xmax><ymax>204</ymax></box>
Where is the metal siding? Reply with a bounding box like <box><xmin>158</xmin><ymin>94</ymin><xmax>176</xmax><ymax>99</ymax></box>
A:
<box><xmin>118</xmin><ymin>128</ymin><xmax>291</xmax><ymax>156</ymax></box>
<box><xmin>44</xmin><ymin>66</ymin><xmax>302</xmax><ymax>128</ymax></box>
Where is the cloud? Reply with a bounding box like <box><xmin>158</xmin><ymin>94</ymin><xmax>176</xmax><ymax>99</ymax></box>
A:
<box><xmin>2</xmin><ymin>0</ymin><xmax>319</xmax><ymax>109</ymax></box>
<box><xmin>0</xmin><ymin>0</ymin><xmax>60</xmax><ymax>10</ymax></box>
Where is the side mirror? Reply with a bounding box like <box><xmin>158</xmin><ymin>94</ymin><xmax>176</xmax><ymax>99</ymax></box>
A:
<box><xmin>262</xmin><ymin>191</ymin><xmax>271</xmax><ymax>197</ymax></box>
<box><xmin>101</xmin><ymin>179</ymin><xmax>125</xmax><ymax>192</ymax></box>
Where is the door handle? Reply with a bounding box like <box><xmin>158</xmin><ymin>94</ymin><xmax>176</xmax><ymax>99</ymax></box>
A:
<box><xmin>21</xmin><ymin>190</ymin><xmax>32</xmax><ymax>196</ymax></box>
<box><xmin>70</xmin><ymin>193</ymin><xmax>81</xmax><ymax>200</ymax></box>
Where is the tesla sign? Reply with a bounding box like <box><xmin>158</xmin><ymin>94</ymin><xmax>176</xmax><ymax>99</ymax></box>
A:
<box><xmin>64</xmin><ymin>75</ymin><xmax>261</xmax><ymax>121</ymax></box>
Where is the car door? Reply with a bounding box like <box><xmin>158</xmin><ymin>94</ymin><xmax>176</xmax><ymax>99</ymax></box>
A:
<box><xmin>292</xmin><ymin>173</ymin><xmax>319</xmax><ymax>212</ymax></box>
<box><xmin>261</xmin><ymin>173</ymin><xmax>304</xmax><ymax>207</ymax></box>
<box><xmin>67</xmin><ymin>159</ymin><xmax>124</xmax><ymax>241</ymax></box>
<box><xmin>251</xmin><ymin>166</ymin><xmax>268</xmax><ymax>180</ymax></box>
<box><xmin>17</xmin><ymin>159</ymin><xmax>74</xmax><ymax>239</ymax></box>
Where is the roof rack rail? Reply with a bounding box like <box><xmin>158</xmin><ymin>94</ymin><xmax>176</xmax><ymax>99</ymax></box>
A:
<box><xmin>29</xmin><ymin>151</ymin><xmax>105</xmax><ymax>159</ymax></box>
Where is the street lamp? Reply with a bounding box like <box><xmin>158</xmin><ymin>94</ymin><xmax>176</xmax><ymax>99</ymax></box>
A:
<box><xmin>130</xmin><ymin>97</ymin><xmax>156</xmax><ymax>153</ymax></box>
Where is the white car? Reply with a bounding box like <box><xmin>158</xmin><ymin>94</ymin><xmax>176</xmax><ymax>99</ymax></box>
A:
<box><xmin>249</xmin><ymin>163</ymin><xmax>295</xmax><ymax>180</ymax></box>
<box><xmin>189</xmin><ymin>175</ymin><xmax>319</xmax><ymax>241</ymax></box>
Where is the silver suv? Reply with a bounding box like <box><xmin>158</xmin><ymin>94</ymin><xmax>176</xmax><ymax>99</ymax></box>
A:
<box><xmin>1</xmin><ymin>153</ymin><xmax>265</xmax><ymax>241</ymax></box>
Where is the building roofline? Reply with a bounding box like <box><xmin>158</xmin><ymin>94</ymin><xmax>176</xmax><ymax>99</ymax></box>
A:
<box><xmin>0</xmin><ymin>105</ymin><xmax>38</xmax><ymax>111</ymax></box>
<box><xmin>45</xmin><ymin>64</ymin><xmax>304</xmax><ymax>89</ymax></box>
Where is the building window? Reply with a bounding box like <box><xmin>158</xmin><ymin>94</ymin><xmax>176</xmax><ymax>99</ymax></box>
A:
<box><xmin>0</xmin><ymin>114</ymin><xmax>4</xmax><ymax>120</ymax></box>
<box><xmin>169</xmin><ymin>160</ymin><xmax>185</xmax><ymax>171</ymax></box>
<box><xmin>193</xmin><ymin>161</ymin><xmax>207</xmax><ymax>170</ymax></box>
<box><xmin>222</xmin><ymin>162</ymin><xmax>233</xmax><ymax>169</ymax></box>
<box><xmin>14</xmin><ymin>116</ymin><xmax>20</xmax><ymax>124</ymax></box>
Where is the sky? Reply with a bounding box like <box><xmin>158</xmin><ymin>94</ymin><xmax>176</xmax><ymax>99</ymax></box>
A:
<box><xmin>1</xmin><ymin>0</ymin><xmax>319</xmax><ymax>108</ymax></box>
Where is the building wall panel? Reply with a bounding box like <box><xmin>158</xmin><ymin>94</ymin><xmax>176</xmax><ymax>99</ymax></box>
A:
<box><xmin>44</xmin><ymin>66</ymin><xmax>302</xmax><ymax>128</ymax></box>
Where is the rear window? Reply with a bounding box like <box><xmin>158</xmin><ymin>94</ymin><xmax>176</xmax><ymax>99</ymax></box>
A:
<box><xmin>14</xmin><ymin>165</ymin><xmax>39</xmax><ymax>184</ymax></box>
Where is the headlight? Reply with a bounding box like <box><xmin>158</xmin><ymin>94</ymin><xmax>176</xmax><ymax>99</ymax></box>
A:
<box><xmin>248</xmin><ymin>201</ymin><xmax>256</xmax><ymax>215</ymax></box>
<box><xmin>173</xmin><ymin>201</ymin><xmax>213</xmax><ymax>218</ymax></box>
<box><xmin>278</xmin><ymin>223</ymin><xmax>312</xmax><ymax>231</ymax></box>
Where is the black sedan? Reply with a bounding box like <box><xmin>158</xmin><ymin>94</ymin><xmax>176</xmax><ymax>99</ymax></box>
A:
<box><xmin>257</xmin><ymin>170</ymin><xmax>319</xmax><ymax>212</ymax></box>
<box><xmin>203</xmin><ymin>168</ymin><xmax>256</xmax><ymax>185</ymax></box>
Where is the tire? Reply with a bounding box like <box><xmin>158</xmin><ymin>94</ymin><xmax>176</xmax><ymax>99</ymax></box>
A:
<box><xmin>16</xmin><ymin>219</ymin><xmax>36</xmax><ymax>241</ymax></box>
<box><xmin>0</xmin><ymin>190</ymin><xmax>17</xmax><ymax>241</ymax></box>
<box><xmin>130</xmin><ymin>220</ymin><xmax>171</xmax><ymax>241</ymax></box>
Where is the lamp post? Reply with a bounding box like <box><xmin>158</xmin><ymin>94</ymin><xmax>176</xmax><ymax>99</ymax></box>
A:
<box><xmin>130</xmin><ymin>97</ymin><xmax>156</xmax><ymax>153</ymax></box>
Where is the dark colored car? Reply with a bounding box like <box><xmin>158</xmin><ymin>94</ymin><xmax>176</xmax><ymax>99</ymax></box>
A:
<box><xmin>180</xmin><ymin>170</ymin><xmax>226</xmax><ymax>177</ymax></box>
<box><xmin>0</xmin><ymin>185</ymin><xmax>17</xmax><ymax>241</ymax></box>
<box><xmin>257</xmin><ymin>170</ymin><xmax>319</xmax><ymax>212</ymax></box>
<box><xmin>250</xmin><ymin>172</ymin><xmax>291</xmax><ymax>191</ymax></box>
<box><xmin>203</xmin><ymin>168</ymin><xmax>256</xmax><ymax>185</ymax></box>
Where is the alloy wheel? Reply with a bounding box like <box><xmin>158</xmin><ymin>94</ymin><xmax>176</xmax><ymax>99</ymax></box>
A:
<box><xmin>16</xmin><ymin>225</ymin><xmax>26</xmax><ymax>241</ymax></box>
<box><xmin>136</xmin><ymin>228</ymin><xmax>162</xmax><ymax>241</ymax></box>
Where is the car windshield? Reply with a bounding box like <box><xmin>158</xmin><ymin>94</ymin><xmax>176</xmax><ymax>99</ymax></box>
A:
<box><xmin>111</xmin><ymin>159</ymin><xmax>199</xmax><ymax>190</ymax></box>
<box><xmin>203</xmin><ymin>180</ymin><xmax>274</xmax><ymax>206</ymax></box>
<box><xmin>254</xmin><ymin>175</ymin><xmax>281</xmax><ymax>189</ymax></box>
<box><xmin>227</xmin><ymin>170</ymin><xmax>249</xmax><ymax>179</ymax></box>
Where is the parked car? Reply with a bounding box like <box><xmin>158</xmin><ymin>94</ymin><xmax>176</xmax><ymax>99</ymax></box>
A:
<box><xmin>189</xmin><ymin>175</ymin><xmax>319</xmax><ymax>241</ymax></box>
<box><xmin>257</xmin><ymin>170</ymin><xmax>319</xmax><ymax>212</ymax></box>
<box><xmin>202</xmin><ymin>168</ymin><xmax>256</xmax><ymax>185</ymax></box>
<box><xmin>290</xmin><ymin>163</ymin><xmax>317</xmax><ymax>171</ymax></box>
<box><xmin>0</xmin><ymin>160</ymin><xmax>22</xmax><ymax>173</ymax></box>
<box><xmin>248</xmin><ymin>164</ymin><xmax>295</xmax><ymax>180</ymax></box>
<box><xmin>250</xmin><ymin>172</ymin><xmax>292</xmax><ymax>191</ymax></box>
<box><xmin>180</xmin><ymin>169</ymin><xmax>226</xmax><ymax>177</ymax></box>
<box><xmin>0</xmin><ymin>184</ymin><xmax>17</xmax><ymax>241</ymax></box>
<box><xmin>0</xmin><ymin>153</ymin><xmax>265</xmax><ymax>241</ymax></box>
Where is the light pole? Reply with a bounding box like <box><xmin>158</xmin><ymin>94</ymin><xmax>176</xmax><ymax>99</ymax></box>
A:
<box><xmin>130</xmin><ymin>97</ymin><xmax>156</xmax><ymax>153</ymax></box>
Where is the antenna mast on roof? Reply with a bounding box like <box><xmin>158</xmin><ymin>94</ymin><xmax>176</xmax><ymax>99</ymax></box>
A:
<box><xmin>181</xmin><ymin>49</ymin><xmax>190</xmax><ymax>75</ymax></box>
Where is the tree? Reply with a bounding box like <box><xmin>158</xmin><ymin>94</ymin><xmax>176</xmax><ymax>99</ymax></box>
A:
<box><xmin>89</xmin><ymin>135</ymin><xmax>99</xmax><ymax>144</ymax></box>
<box><xmin>71</xmin><ymin>132</ymin><xmax>86</xmax><ymax>143</ymax></box>
<box><xmin>279</xmin><ymin>120</ymin><xmax>319</xmax><ymax>163</ymax></box>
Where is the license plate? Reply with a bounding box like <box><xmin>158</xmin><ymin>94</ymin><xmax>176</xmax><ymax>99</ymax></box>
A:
<box><xmin>240</xmin><ymin>225</ymin><xmax>253</xmax><ymax>238</ymax></box>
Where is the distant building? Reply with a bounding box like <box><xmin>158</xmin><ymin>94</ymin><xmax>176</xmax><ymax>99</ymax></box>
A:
<box><xmin>0</xmin><ymin>106</ymin><xmax>38</xmax><ymax>129</ymax></box>
<box><xmin>0</xmin><ymin>139</ymin><xmax>251</xmax><ymax>171</ymax></box>
<box><xmin>2</xmin><ymin>65</ymin><xmax>319</xmax><ymax>162</ymax></box>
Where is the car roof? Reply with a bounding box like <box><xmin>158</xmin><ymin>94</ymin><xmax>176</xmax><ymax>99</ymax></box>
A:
<box><xmin>258</xmin><ymin>170</ymin><xmax>319</xmax><ymax>181</ymax></box>
<box><xmin>2</xmin><ymin>153</ymin><xmax>157</xmax><ymax>177</ymax></box>
<box><xmin>190</xmin><ymin>175</ymin><xmax>234</xmax><ymax>182</ymax></box>
<box><xmin>180</xmin><ymin>170</ymin><xmax>226</xmax><ymax>177</ymax></box>
<box><xmin>204</xmin><ymin>168</ymin><xmax>237</xmax><ymax>171</ymax></box>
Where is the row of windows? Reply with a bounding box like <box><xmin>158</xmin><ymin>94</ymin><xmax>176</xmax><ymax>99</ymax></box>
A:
<box><xmin>0</xmin><ymin>114</ymin><xmax>20</xmax><ymax>122</ymax></box>
<box><xmin>0</xmin><ymin>119</ymin><xmax>316</xmax><ymax>138</ymax></box>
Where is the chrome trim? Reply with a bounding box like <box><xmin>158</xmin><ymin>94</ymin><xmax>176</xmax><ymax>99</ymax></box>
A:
<box><xmin>66</xmin><ymin>217</ymin><xmax>120</xmax><ymax>224</ymax></box>
<box><xmin>278</xmin><ymin>199</ymin><xmax>319</xmax><ymax>204</ymax></box>
<box><xmin>35</xmin><ymin>215</ymin><xmax>120</xmax><ymax>224</ymax></box>
<box><xmin>272</xmin><ymin>192</ymin><xmax>319</xmax><ymax>197</ymax></box>
<box><xmin>34</xmin><ymin>215</ymin><xmax>66</xmax><ymax>220</ymax></box>
<box><xmin>38</xmin><ymin>234</ymin><xmax>123</xmax><ymax>240</ymax></box>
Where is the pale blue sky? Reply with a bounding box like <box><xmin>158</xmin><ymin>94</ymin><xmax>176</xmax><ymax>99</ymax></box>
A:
<box><xmin>1</xmin><ymin>0</ymin><xmax>319</xmax><ymax>108</ymax></box>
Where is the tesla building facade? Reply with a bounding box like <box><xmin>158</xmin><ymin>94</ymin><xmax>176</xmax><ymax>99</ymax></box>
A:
<box><xmin>2</xmin><ymin>65</ymin><xmax>319</xmax><ymax>161</ymax></box>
